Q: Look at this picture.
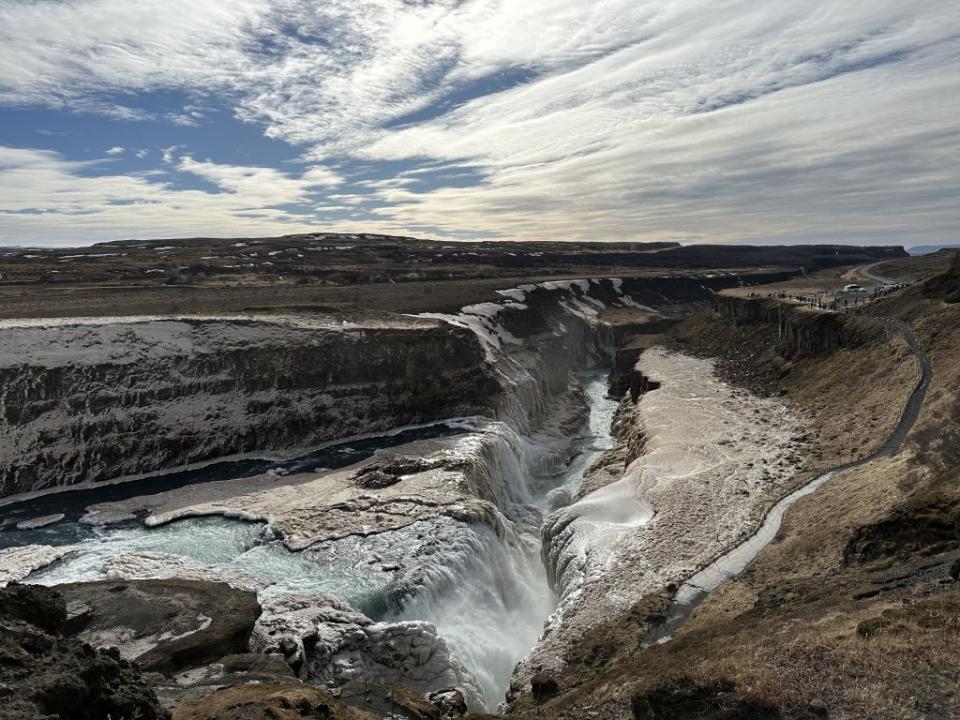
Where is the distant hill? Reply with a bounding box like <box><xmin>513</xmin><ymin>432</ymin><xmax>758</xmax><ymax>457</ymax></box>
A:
<box><xmin>923</xmin><ymin>252</ymin><xmax>960</xmax><ymax>303</ymax></box>
<box><xmin>909</xmin><ymin>243</ymin><xmax>960</xmax><ymax>255</ymax></box>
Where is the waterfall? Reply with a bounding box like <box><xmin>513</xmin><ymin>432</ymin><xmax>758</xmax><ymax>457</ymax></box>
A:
<box><xmin>13</xmin><ymin>277</ymin><xmax>643</xmax><ymax>711</ymax></box>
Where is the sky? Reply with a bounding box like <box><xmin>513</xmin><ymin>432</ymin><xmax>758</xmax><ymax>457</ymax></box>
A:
<box><xmin>0</xmin><ymin>1</ymin><xmax>958</xmax><ymax>247</ymax></box>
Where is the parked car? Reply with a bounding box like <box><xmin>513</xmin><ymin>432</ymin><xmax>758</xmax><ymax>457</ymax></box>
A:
<box><xmin>842</xmin><ymin>283</ymin><xmax>866</xmax><ymax>292</ymax></box>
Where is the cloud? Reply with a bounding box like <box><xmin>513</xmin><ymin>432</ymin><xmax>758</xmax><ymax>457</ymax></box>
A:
<box><xmin>105</xmin><ymin>146</ymin><xmax>125</xmax><ymax>156</ymax></box>
<box><xmin>0</xmin><ymin>0</ymin><xmax>958</xmax><ymax>245</ymax></box>
<box><xmin>161</xmin><ymin>145</ymin><xmax>182</xmax><ymax>164</ymax></box>
<box><xmin>178</xmin><ymin>155</ymin><xmax>341</xmax><ymax>200</ymax></box>
<box><xmin>166</xmin><ymin>103</ymin><xmax>212</xmax><ymax>127</ymax></box>
<box><xmin>0</xmin><ymin>145</ymin><xmax>352</xmax><ymax>244</ymax></box>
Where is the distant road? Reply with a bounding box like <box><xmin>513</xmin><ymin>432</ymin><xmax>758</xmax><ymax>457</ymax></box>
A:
<box><xmin>857</xmin><ymin>261</ymin><xmax>899</xmax><ymax>285</ymax></box>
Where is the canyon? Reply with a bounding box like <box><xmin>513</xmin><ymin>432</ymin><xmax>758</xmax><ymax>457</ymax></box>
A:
<box><xmin>1</xmin><ymin>239</ymin><xmax>957</xmax><ymax>720</ymax></box>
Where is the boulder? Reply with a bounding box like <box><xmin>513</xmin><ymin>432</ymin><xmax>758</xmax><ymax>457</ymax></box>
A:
<box><xmin>57</xmin><ymin>579</ymin><xmax>261</xmax><ymax>675</ymax></box>
<box><xmin>0</xmin><ymin>583</ymin><xmax>167</xmax><ymax>720</ymax></box>
<box><xmin>0</xmin><ymin>581</ymin><xmax>66</xmax><ymax>632</ymax></box>
<box><xmin>428</xmin><ymin>688</ymin><xmax>469</xmax><ymax>718</ymax></box>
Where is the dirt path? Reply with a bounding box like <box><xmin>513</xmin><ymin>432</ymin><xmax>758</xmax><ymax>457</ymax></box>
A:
<box><xmin>856</xmin><ymin>261</ymin><xmax>900</xmax><ymax>285</ymax></box>
<box><xmin>640</xmin><ymin>318</ymin><xmax>933</xmax><ymax>647</ymax></box>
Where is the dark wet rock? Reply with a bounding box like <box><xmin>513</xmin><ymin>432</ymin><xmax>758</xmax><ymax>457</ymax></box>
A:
<box><xmin>428</xmin><ymin>688</ymin><xmax>469</xmax><ymax>718</ymax></box>
<box><xmin>0</xmin><ymin>583</ymin><xmax>167</xmax><ymax>720</ymax></box>
<box><xmin>631</xmin><ymin>679</ymin><xmax>782</xmax><ymax>720</ymax></box>
<box><xmin>808</xmin><ymin>698</ymin><xmax>829</xmax><ymax>716</ymax></box>
<box><xmin>530</xmin><ymin>673</ymin><xmax>560</xmax><ymax>704</ymax></box>
<box><xmin>355</xmin><ymin>468</ymin><xmax>401</xmax><ymax>489</ymax></box>
<box><xmin>170</xmin><ymin>682</ymin><xmax>378</xmax><ymax>720</ymax></box>
<box><xmin>354</xmin><ymin>456</ymin><xmax>439</xmax><ymax>489</ymax></box>
<box><xmin>0</xmin><ymin>582</ymin><xmax>66</xmax><ymax>632</ymax></box>
<box><xmin>57</xmin><ymin>579</ymin><xmax>261</xmax><ymax>675</ymax></box>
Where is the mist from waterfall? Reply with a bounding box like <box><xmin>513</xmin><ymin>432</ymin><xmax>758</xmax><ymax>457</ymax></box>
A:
<box><xmin>12</xmin><ymin>278</ymin><xmax>636</xmax><ymax>710</ymax></box>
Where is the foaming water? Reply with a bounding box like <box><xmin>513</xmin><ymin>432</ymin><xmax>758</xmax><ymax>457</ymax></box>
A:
<box><xmin>543</xmin><ymin>371</ymin><xmax>620</xmax><ymax>510</ymax></box>
<box><xmin>31</xmin><ymin>517</ymin><xmax>264</xmax><ymax>585</ymax></box>
<box><xmin>390</xmin><ymin>523</ymin><xmax>554</xmax><ymax>704</ymax></box>
<box><xmin>21</xmin><ymin>371</ymin><xmax>619</xmax><ymax>709</ymax></box>
<box><xmin>13</xmin><ymin>279</ymin><xmax>637</xmax><ymax>709</ymax></box>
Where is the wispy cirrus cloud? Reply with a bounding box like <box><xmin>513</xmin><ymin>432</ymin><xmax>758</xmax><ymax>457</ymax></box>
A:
<box><xmin>0</xmin><ymin>0</ymin><xmax>958</xmax><ymax>245</ymax></box>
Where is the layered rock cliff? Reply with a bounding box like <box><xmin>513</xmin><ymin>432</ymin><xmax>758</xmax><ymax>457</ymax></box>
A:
<box><xmin>0</xmin><ymin>316</ymin><xmax>499</xmax><ymax>498</ymax></box>
<box><xmin>712</xmin><ymin>294</ymin><xmax>881</xmax><ymax>357</ymax></box>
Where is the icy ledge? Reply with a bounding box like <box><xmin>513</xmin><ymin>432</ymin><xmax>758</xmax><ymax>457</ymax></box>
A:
<box><xmin>251</xmin><ymin>593</ymin><xmax>485</xmax><ymax>708</ymax></box>
<box><xmin>0</xmin><ymin>544</ymin><xmax>76</xmax><ymax>586</ymax></box>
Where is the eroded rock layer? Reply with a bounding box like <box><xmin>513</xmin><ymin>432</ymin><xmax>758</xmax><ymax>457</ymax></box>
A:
<box><xmin>0</xmin><ymin>315</ymin><xmax>498</xmax><ymax>497</ymax></box>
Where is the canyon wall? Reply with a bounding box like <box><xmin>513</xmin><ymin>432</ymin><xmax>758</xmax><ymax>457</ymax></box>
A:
<box><xmin>712</xmin><ymin>294</ymin><xmax>885</xmax><ymax>357</ymax></box>
<box><xmin>0</xmin><ymin>316</ymin><xmax>499</xmax><ymax>498</ymax></box>
<box><xmin>0</xmin><ymin>274</ymin><xmax>794</xmax><ymax>501</ymax></box>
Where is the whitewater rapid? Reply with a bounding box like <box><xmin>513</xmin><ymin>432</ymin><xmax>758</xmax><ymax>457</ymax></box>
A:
<box><xmin>14</xmin><ymin>372</ymin><xmax>618</xmax><ymax>707</ymax></box>
<box><xmin>2</xmin><ymin>277</ymin><xmax>642</xmax><ymax>709</ymax></box>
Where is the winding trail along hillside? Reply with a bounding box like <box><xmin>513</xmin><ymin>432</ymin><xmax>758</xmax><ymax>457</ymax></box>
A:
<box><xmin>640</xmin><ymin>318</ymin><xmax>933</xmax><ymax>648</ymax></box>
<box><xmin>507</xmin><ymin>262</ymin><xmax>960</xmax><ymax>720</ymax></box>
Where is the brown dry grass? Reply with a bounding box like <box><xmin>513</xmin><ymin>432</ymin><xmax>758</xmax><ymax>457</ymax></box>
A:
<box><xmin>874</xmin><ymin>251</ymin><xmax>959</xmax><ymax>284</ymax></box>
<box><xmin>721</xmin><ymin>266</ymin><xmax>859</xmax><ymax>298</ymax></box>
<box><xmin>697</xmin><ymin>593</ymin><xmax>960</xmax><ymax>720</ymax></box>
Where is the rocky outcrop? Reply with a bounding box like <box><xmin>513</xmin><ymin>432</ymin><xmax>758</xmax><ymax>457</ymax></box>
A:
<box><xmin>712</xmin><ymin>295</ymin><xmax>883</xmax><ymax>357</ymax></box>
<box><xmin>0</xmin><ymin>315</ymin><xmax>499</xmax><ymax>497</ymax></box>
<box><xmin>0</xmin><ymin>583</ymin><xmax>168</xmax><ymax>720</ymax></box>
<box><xmin>250</xmin><ymin>593</ymin><xmax>484</xmax><ymax>709</ymax></box>
<box><xmin>56</xmin><ymin>579</ymin><xmax>261</xmax><ymax>675</ymax></box>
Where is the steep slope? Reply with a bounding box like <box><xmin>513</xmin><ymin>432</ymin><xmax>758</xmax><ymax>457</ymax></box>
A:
<box><xmin>507</xmin><ymin>278</ymin><xmax>959</xmax><ymax>720</ymax></box>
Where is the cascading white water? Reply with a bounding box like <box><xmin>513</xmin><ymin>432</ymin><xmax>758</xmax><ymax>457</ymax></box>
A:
<box><xmin>14</xmin><ymin>277</ymin><xmax>639</xmax><ymax>710</ymax></box>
